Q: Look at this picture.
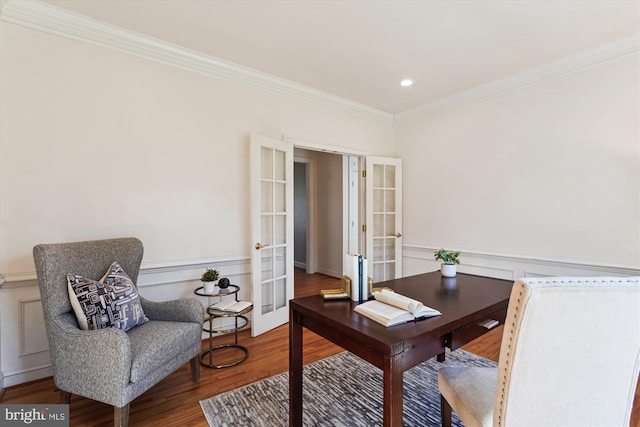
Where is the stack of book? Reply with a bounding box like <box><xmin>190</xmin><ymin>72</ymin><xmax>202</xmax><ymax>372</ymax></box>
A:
<box><xmin>345</xmin><ymin>252</ymin><xmax>368</xmax><ymax>301</ymax></box>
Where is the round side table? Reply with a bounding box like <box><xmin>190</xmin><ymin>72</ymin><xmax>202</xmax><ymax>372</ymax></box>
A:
<box><xmin>194</xmin><ymin>284</ymin><xmax>254</xmax><ymax>369</ymax></box>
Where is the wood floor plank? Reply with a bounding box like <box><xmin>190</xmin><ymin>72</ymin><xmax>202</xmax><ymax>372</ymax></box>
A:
<box><xmin>2</xmin><ymin>269</ymin><xmax>638</xmax><ymax>426</ymax></box>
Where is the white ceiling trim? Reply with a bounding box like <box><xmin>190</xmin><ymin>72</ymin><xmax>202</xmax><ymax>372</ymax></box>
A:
<box><xmin>1</xmin><ymin>1</ymin><xmax>638</xmax><ymax>128</ymax></box>
<box><xmin>0</xmin><ymin>0</ymin><xmax>394</xmax><ymax>126</ymax></box>
<box><xmin>395</xmin><ymin>33</ymin><xmax>640</xmax><ymax>125</ymax></box>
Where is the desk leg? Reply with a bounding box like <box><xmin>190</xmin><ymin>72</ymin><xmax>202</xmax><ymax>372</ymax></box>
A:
<box><xmin>289</xmin><ymin>308</ymin><xmax>303</xmax><ymax>427</ymax></box>
<box><xmin>383</xmin><ymin>353</ymin><xmax>404</xmax><ymax>427</ymax></box>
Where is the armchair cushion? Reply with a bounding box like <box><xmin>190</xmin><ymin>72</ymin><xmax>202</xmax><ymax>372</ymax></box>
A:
<box><xmin>68</xmin><ymin>261</ymin><xmax>149</xmax><ymax>332</ymax></box>
<box><xmin>127</xmin><ymin>320</ymin><xmax>202</xmax><ymax>383</ymax></box>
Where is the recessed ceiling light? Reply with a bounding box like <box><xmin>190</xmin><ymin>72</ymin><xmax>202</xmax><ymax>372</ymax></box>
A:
<box><xmin>400</xmin><ymin>79</ymin><xmax>413</xmax><ymax>87</ymax></box>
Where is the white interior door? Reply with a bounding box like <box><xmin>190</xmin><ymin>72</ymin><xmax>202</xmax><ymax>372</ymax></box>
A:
<box><xmin>365</xmin><ymin>157</ymin><xmax>403</xmax><ymax>283</ymax></box>
<box><xmin>250</xmin><ymin>134</ymin><xmax>294</xmax><ymax>337</ymax></box>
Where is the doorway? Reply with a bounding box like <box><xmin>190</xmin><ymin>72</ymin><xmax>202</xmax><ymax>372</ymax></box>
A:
<box><xmin>294</xmin><ymin>148</ymin><xmax>355</xmax><ymax>280</ymax></box>
<box><xmin>293</xmin><ymin>161</ymin><xmax>310</xmax><ymax>271</ymax></box>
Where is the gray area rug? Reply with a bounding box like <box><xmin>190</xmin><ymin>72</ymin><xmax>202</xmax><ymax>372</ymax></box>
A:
<box><xmin>200</xmin><ymin>349</ymin><xmax>497</xmax><ymax>426</ymax></box>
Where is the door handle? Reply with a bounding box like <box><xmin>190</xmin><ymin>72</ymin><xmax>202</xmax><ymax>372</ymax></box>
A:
<box><xmin>391</xmin><ymin>233</ymin><xmax>402</xmax><ymax>238</ymax></box>
<box><xmin>255</xmin><ymin>242</ymin><xmax>270</xmax><ymax>250</ymax></box>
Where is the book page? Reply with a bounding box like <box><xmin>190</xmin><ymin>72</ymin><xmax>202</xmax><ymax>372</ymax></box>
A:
<box><xmin>210</xmin><ymin>300</ymin><xmax>252</xmax><ymax>312</ymax></box>
<box><xmin>414</xmin><ymin>305</ymin><xmax>442</xmax><ymax>318</ymax></box>
<box><xmin>373</xmin><ymin>289</ymin><xmax>423</xmax><ymax>314</ymax></box>
<box><xmin>356</xmin><ymin>300</ymin><xmax>406</xmax><ymax>319</ymax></box>
<box><xmin>354</xmin><ymin>300</ymin><xmax>413</xmax><ymax>327</ymax></box>
<box><xmin>226</xmin><ymin>301</ymin><xmax>252</xmax><ymax>313</ymax></box>
<box><xmin>210</xmin><ymin>299</ymin><xmax>237</xmax><ymax>310</ymax></box>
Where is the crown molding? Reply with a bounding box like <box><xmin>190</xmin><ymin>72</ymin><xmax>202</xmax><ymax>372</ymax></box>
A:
<box><xmin>0</xmin><ymin>0</ymin><xmax>394</xmax><ymax>126</ymax></box>
<box><xmin>2</xmin><ymin>1</ymin><xmax>637</xmax><ymax>128</ymax></box>
<box><xmin>395</xmin><ymin>33</ymin><xmax>640</xmax><ymax>125</ymax></box>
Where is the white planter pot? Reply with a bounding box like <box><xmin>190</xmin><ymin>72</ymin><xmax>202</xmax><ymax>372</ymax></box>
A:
<box><xmin>203</xmin><ymin>280</ymin><xmax>218</xmax><ymax>294</ymax></box>
<box><xmin>440</xmin><ymin>263</ymin><xmax>457</xmax><ymax>278</ymax></box>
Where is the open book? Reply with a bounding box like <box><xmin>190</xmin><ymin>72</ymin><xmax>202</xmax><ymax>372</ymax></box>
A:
<box><xmin>353</xmin><ymin>289</ymin><xmax>441</xmax><ymax>327</ymax></box>
<box><xmin>209</xmin><ymin>300</ymin><xmax>252</xmax><ymax>313</ymax></box>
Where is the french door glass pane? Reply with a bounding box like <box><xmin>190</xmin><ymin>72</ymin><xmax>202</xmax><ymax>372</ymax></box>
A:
<box><xmin>274</xmin><ymin>182</ymin><xmax>286</xmax><ymax>212</ymax></box>
<box><xmin>385</xmin><ymin>165</ymin><xmax>396</xmax><ymax>187</ymax></box>
<box><xmin>275</xmin><ymin>246</ymin><xmax>286</xmax><ymax>277</ymax></box>
<box><xmin>373</xmin><ymin>164</ymin><xmax>384</xmax><ymax>187</ymax></box>
<box><xmin>385</xmin><ymin>263</ymin><xmax>395</xmax><ymax>281</ymax></box>
<box><xmin>373</xmin><ymin>238</ymin><xmax>384</xmax><ymax>262</ymax></box>
<box><xmin>373</xmin><ymin>263</ymin><xmax>384</xmax><ymax>282</ymax></box>
<box><xmin>385</xmin><ymin>214</ymin><xmax>395</xmax><ymax>236</ymax></box>
<box><xmin>261</xmin><ymin>147</ymin><xmax>273</xmax><ymax>179</ymax></box>
<box><xmin>274</xmin><ymin>149</ymin><xmax>286</xmax><ymax>180</ymax></box>
<box><xmin>274</xmin><ymin>214</ymin><xmax>285</xmax><ymax>245</ymax></box>
<box><xmin>373</xmin><ymin>188</ymin><xmax>384</xmax><ymax>212</ymax></box>
<box><xmin>385</xmin><ymin>189</ymin><xmax>395</xmax><ymax>212</ymax></box>
<box><xmin>261</xmin><ymin>181</ymin><xmax>273</xmax><ymax>213</ymax></box>
<box><xmin>261</xmin><ymin>215</ymin><xmax>273</xmax><ymax>245</ymax></box>
<box><xmin>261</xmin><ymin>280</ymin><xmax>274</xmax><ymax>315</ymax></box>
<box><xmin>275</xmin><ymin>278</ymin><xmax>286</xmax><ymax>309</ymax></box>
<box><xmin>373</xmin><ymin>214</ymin><xmax>384</xmax><ymax>237</ymax></box>
<box><xmin>261</xmin><ymin>248</ymin><xmax>274</xmax><ymax>281</ymax></box>
<box><xmin>384</xmin><ymin>238</ymin><xmax>395</xmax><ymax>261</ymax></box>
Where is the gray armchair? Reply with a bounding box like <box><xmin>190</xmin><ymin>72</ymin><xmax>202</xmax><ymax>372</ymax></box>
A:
<box><xmin>33</xmin><ymin>237</ymin><xmax>204</xmax><ymax>427</ymax></box>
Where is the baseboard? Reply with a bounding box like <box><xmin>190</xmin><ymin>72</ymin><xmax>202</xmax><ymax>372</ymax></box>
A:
<box><xmin>314</xmin><ymin>266</ymin><xmax>342</xmax><ymax>279</ymax></box>
<box><xmin>1</xmin><ymin>365</ymin><xmax>53</xmax><ymax>388</ymax></box>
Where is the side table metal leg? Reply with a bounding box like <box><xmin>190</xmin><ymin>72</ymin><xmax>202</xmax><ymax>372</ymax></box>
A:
<box><xmin>208</xmin><ymin>316</ymin><xmax>214</xmax><ymax>367</ymax></box>
<box><xmin>234</xmin><ymin>315</ymin><xmax>239</xmax><ymax>345</ymax></box>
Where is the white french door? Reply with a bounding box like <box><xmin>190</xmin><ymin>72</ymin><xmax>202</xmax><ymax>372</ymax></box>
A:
<box><xmin>250</xmin><ymin>134</ymin><xmax>294</xmax><ymax>337</ymax></box>
<box><xmin>365</xmin><ymin>157</ymin><xmax>403</xmax><ymax>283</ymax></box>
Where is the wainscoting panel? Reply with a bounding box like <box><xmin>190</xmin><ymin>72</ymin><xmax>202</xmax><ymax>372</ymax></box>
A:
<box><xmin>20</xmin><ymin>299</ymin><xmax>47</xmax><ymax>356</ymax></box>
<box><xmin>0</xmin><ymin>256</ymin><xmax>251</xmax><ymax>388</ymax></box>
<box><xmin>403</xmin><ymin>245</ymin><xmax>639</xmax><ymax>281</ymax></box>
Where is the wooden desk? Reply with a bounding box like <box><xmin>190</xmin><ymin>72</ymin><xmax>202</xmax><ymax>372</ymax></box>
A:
<box><xmin>289</xmin><ymin>271</ymin><xmax>513</xmax><ymax>427</ymax></box>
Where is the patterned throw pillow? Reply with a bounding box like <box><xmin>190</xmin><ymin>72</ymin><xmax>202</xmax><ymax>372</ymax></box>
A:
<box><xmin>67</xmin><ymin>262</ymin><xmax>149</xmax><ymax>331</ymax></box>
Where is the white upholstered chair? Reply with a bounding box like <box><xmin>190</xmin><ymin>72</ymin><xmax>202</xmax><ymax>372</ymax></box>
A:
<box><xmin>438</xmin><ymin>276</ymin><xmax>640</xmax><ymax>427</ymax></box>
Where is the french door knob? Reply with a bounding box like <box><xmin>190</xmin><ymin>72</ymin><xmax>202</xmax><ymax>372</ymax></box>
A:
<box><xmin>255</xmin><ymin>242</ymin><xmax>270</xmax><ymax>250</ymax></box>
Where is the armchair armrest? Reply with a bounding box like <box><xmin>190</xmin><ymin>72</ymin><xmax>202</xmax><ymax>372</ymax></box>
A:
<box><xmin>49</xmin><ymin>313</ymin><xmax>133</xmax><ymax>396</ymax></box>
<box><xmin>139</xmin><ymin>296</ymin><xmax>204</xmax><ymax>324</ymax></box>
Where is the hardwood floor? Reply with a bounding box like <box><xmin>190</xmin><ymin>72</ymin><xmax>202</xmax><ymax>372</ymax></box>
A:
<box><xmin>2</xmin><ymin>270</ymin><xmax>639</xmax><ymax>426</ymax></box>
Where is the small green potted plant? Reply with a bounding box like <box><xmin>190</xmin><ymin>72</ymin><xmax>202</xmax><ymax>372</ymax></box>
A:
<box><xmin>434</xmin><ymin>248</ymin><xmax>460</xmax><ymax>277</ymax></box>
<box><xmin>201</xmin><ymin>268</ymin><xmax>220</xmax><ymax>294</ymax></box>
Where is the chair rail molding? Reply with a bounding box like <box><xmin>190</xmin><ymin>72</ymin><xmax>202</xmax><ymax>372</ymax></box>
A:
<box><xmin>0</xmin><ymin>255</ymin><xmax>251</xmax><ymax>387</ymax></box>
<box><xmin>0</xmin><ymin>0</ymin><xmax>393</xmax><ymax>126</ymax></box>
<box><xmin>403</xmin><ymin>244</ymin><xmax>640</xmax><ymax>281</ymax></box>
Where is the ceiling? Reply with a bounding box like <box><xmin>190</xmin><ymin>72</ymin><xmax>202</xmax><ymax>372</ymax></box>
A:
<box><xmin>41</xmin><ymin>0</ymin><xmax>639</xmax><ymax>114</ymax></box>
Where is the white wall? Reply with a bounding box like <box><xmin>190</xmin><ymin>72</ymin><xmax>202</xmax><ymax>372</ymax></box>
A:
<box><xmin>396</xmin><ymin>54</ymin><xmax>640</xmax><ymax>271</ymax></box>
<box><xmin>0</xmin><ymin>21</ymin><xmax>393</xmax><ymax>386</ymax></box>
<box><xmin>313</xmin><ymin>151</ymin><xmax>343</xmax><ymax>277</ymax></box>
<box><xmin>0</xmin><ymin>22</ymin><xmax>393</xmax><ymax>276</ymax></box>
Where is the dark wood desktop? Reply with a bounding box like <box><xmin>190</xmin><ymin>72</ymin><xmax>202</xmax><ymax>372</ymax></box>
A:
<box><xmin>289</xmin><ymin>271</ymin><xmax>514</xmax><ymax>427</ymax></box>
